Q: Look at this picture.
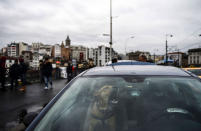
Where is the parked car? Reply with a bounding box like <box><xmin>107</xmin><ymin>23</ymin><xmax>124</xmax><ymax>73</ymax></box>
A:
<box><xmin>27</xmin><ymin>65</ymin><xmax>201</xmax><ymax>131</ymax></box>
<box><xmin>183</xmin><ymin>68</ymin><xmax>201</xmax><ymax>78</ymax></box>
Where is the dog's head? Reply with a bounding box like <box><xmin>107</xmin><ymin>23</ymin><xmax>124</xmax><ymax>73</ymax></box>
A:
<box><xmin>94</xmin><ymin>85</ymin><xmax>116</xmax><ymax>113</ymax></box>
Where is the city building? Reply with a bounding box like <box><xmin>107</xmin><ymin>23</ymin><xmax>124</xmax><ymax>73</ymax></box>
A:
<box><xmin>188</xmin><ymin>48</ymin><xmax>201</xmax><ymax>66</ymax></box>
<box><xmin>21</xmin><ymin>51</ymin><xmax>33</xmax><ymax>64</ymax></box>
<box><xmin>168</xmin><ymin>52</ymin><xmax>185</xmax><ymax>66</ymax></box>
<box><xmin>30</xmin><ymin>52</ymin><xmax>43</xmax><ymax>70</ymax></box>
<box><xmin>51</xmin><ymin>44</ymin><xmax>61</xmax><ymax>58</ymax></box>
<box><xmin>71</xmin><ymin>45</ymin><xmax>87</xmax><ymax>62</ymax></box>
<box><xmin>140</xmin><ymin>52</ymin><xmax>151</xmax><ymax>60</ymax></box>
<box><xmin>39</xmin><ymin>45</ymin><xmax>52</xmax><ymax>57</ymax></box>
<box><xmin>86</xmin><ymin>48</ymin><xmax>97</xmax><ymax>65</ymax></box>
<box><xmin>126</xmin><ymin>51</ymin><xmax>151</xmax><ymax>61</ymax></box>
<box><xmin>61</xmin><ymin>36</ymin><xmax>71</xmax><ymax>61</ymax></box>
<box><xmin>32</xmin><ymin>42</ymin><xmax>42</xmax><ymax>49</ymax></box>
<box><xmin>150</xmin><ymin>55</ymin><xmax>164</xmax><ymax>63</ymax></box>
<box><xmin>86</xmin><ymin>48</ymin><xmax>95</xmax><ymax>60</ymax></box>
<box><xmin>19</xmin><ymin>42</ymin><xmax>28</xmax><ymax>56</ymax></box>
<box><xmin>28</xmin><ymin>45</ymin><xmax>32</xmax><ymax>52</ymax></box>
<box><xmin>85</xmin><ymin>45</ymin><xmax>118</xmax><ymax>66</ymax></box>
<box><xmin>97</xmin><ymin>45</ymin><xmax>117</xmax><ymax>66</ymax></box>
<box><xmin>7</xmin><ymin>42</ymin><xmax>19</xmax><ymax>57</ymax></box>
<box><xmin>32</xmin><ymin>42</ymin><xmax>43</xmax><ymax>53</ymax></box>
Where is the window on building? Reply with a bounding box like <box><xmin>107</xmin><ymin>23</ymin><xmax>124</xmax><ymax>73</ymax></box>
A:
<box><xmin>197</xmin><ymin>56</ymin><xmax>199</xmax><ymax>64</ymax></box>
<box><xmin>190</xmin><ymin>56</ymin><xmax>192</xmax><ymax>61</ymax></box>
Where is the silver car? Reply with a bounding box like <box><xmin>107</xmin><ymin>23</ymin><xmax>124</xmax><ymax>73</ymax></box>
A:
<box><xmin>27</xmin><ymin>65</ymin><xmax>201</xmax><ymax>131</ymax></box>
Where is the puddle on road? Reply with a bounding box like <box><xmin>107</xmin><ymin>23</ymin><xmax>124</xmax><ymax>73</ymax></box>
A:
<box><xmin>5</xmin><ymin>121</ymin><xmax>18</xmax><ymax>131</ymax></box>
<box><xmin>5</xmin><ymin>105</ymin><xmax>43</xmax><ymax>131</ymax></box>
<box><xmin>27</xmin><ymin>105</ymin><xmax>43</xmax><ymax>113</ymax></box>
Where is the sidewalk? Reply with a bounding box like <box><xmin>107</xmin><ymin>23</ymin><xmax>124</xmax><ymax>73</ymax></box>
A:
<box><xmin>0</xmin><ymin>79</ymin><xmax>67</xmax><ymax>131</ymax></box>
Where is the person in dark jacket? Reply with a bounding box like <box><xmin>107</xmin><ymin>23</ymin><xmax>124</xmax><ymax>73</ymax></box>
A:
<box><xmin>0</xmin><ymin>56</ymin><xmax>7</xmax><ymax>91</ymax></box>
<box><xmin>41</xmin><ymin>58</ymin><xmax>53</xmax><ymax>90</ymax></box>
<box><xmin>66</xmin><ymin>61</ymin><xmax>73</xmax><ymax>82</ymax></box>
<box><xmin>39</xmin><ymin>60</ymin><xmax>44</xmax><ymax>84</ymax></box>
<box><xmin>55</xmin><ymin>65</ymin><xmax>61</xmax><ymax>79</ymax></box>
<box><xmin>19</xmin><ymin>58</ymin><xmax>28</xmax><ymax>91</ymax></box>
<box><xmin>10</xmin><ymin>59</ymin><xmax>20</xmax><ymax>90</ymax></box>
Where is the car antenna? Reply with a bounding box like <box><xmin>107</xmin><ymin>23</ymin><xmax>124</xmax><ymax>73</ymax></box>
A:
<box><xmin>111</xmin><ymin>58</ymin><xmax>117</xmax><ymax>71</ymax></box>
<box><xmin>112</xmin><ymin>64</ymin><xmax>115</xmax><ymax>71</ymax></box>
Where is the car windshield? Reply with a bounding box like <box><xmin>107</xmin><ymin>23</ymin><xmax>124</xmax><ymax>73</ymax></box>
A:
<box><xmin>34</xmin><ymin>76</ymin><xmax>201</xmax><ymax>131</ymax></box>
<box><xmin>188</xmin><ymin>69</ymin><xmax>201</xmax><ymax>76</ymax></box>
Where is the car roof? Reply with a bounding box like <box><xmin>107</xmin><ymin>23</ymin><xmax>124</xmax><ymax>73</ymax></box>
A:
<box><xmin>82</xmin><ymin>65</ymin><xmax>192</xmax><ymax>77</ymax></box>
<box><xmin>107</xmin><ymin>61</ymin><xmax>155</xmax><ymax>66</ymax></box>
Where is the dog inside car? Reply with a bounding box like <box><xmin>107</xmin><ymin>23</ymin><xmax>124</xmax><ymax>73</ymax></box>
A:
<box><xmin>84</xmin><ymin>85</ymin><xmax>117</xmax><ymax>131</ymax></box>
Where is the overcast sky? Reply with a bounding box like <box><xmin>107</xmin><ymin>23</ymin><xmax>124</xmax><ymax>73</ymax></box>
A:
<box><xmin>0</xmin><ymin>0</ymin><xmax>201</xmax><ymax>54</ymax></box>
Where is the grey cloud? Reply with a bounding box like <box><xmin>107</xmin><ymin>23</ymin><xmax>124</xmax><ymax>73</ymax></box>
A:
<box><xmin>0</xmin><ymin>0</ymin><xmax>201</xmax><ymax>54</ymax></box>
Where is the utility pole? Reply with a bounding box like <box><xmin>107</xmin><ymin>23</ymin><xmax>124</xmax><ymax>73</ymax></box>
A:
<box><xmin>177</xmin><ymin>49</ymin><xmax>180</xmax><ymax>67</ymax></box>
<box><xmin>109</xmin><ymin>0</ymin><xmax>112</xmax><ymax>61</ymax></box>
<box><xmin>165</xmin><ymin>34</ymin><xmax>173</xmax><ymax>65</ymax></box>
<box><xmin>124</xmin><ymin>36</ymin><xmax>135</xmax><ymax>55</ymax></box>
<box><xmin>165</xmin><ymin>38</ymin><xmax>168</xmax><ymax>64</ymax></box>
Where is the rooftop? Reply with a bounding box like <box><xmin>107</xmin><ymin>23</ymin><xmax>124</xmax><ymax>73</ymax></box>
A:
<box><xmin>188</xmin><ymin>48</ymin><xmax>201</xmax><ymax>52</ymax></box>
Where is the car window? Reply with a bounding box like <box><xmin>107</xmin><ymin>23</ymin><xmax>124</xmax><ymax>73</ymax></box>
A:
<box><xmin>34</xmin><ymin>76</ymin><xmax>201</xmax><ymax>131</ymax></box>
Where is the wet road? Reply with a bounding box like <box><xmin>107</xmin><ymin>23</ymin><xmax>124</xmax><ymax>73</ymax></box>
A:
<box><xmin>0</xmin><ymin>79</ymin><xmax>67</xmax><ymax>131</ymax></box>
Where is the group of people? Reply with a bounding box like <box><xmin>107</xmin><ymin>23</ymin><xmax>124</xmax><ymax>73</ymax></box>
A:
<box><xmin>0</xmin><ymin>56</ymin><xmax>89</xmax><ymax>92</ymax></box>
<box><xmin>0</xmin><ymin>57</ymin><xmax>53</xmax><ymax>91</ymax></box>
<box><xmin>39</xmin><ymin>58</ymin><xmax>76</xmax><ymax>89</ymax></box>
<box><xmin>0</xmin><ymin>56</ymin><xmax>28</xmax><ymax>91</ymax></box>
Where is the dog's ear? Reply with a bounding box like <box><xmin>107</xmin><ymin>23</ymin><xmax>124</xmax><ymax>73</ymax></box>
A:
<box><xmin>94</xmin><ymin>85</ymin><xmax>113</xmax><ymax>97</ymax></box>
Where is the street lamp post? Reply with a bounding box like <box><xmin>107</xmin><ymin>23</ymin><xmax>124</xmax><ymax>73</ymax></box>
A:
<box><xmin>125</xmin><ymin>36</ymin><xmax>135</xmax><ymax>55</ymax></box>
<box><xmin>177</xmin><ymin>48</ymin><xmax>180</xmax><ymax>67</ymax></box>
<box><xmin>165</xmin><ymin>34</ymin><xmax>173</xmax><ymax>64</ymax></box>
<box><xmin>153</xmin><ymin>49</ymin><xmax>159</xmax><ymax>63</ymax></box>
<box><xmin>109</xmin><ymin>0</ymin><xmax>113</xmax><ymax>61</ymax></box>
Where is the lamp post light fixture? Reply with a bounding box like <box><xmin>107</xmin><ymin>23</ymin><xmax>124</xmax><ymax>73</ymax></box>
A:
<box><xmin>165</xmin><ymin>34</ymin><xmax>173</xmax><ymax>64</ymax></box>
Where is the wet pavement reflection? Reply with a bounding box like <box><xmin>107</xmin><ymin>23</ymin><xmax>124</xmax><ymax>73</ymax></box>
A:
<box><xmin>0</xmin><ymin>79</ymin><xmax>67</xmax><ymax>131</ymax></box>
